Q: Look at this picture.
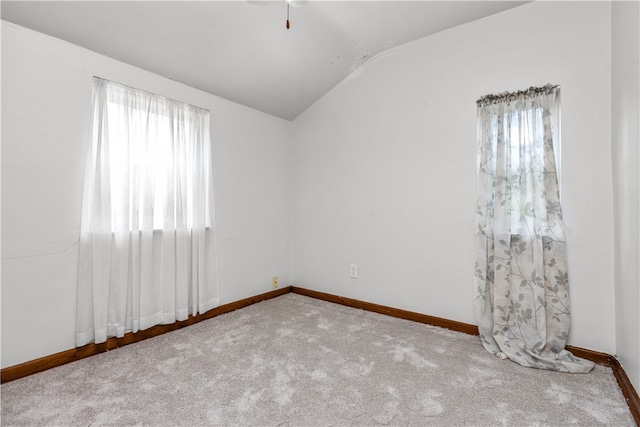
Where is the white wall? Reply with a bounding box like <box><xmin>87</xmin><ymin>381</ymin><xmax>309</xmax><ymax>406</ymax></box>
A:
<box><xmin>1</xmin><ymin>21</ymin><xmax>292</xmax><ymax>368</ymax></box>
<box><xmin>612</xmin><ymin>0</ymin><xmax>640</xmax><ymax>392</ymax></box>
<box><xmin>292</xmin><ymin>1</ymin><xmax>615</xmax><ymax>353</ymax></box>
<box><xmin>2</xmin><ymin>1</ymin><xmax>628</xmax><ymax>371</ymax></box>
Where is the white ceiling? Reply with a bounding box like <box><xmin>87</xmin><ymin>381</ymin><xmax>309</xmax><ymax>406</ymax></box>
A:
<box><xmin>1</xmin><ymin>1</ymin><xmax>527</xmax><ymax>120</ymax></box>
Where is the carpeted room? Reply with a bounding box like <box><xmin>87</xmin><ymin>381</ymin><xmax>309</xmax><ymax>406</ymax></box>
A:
<box><xmin>1</xmin><ymin>1</ymin><xmax>639</xmax><ymax>425</ymax></box>
<box><xmin>1</xmin><ymin>292</ymin><xmax>635</xmax><ymax>425</ymax></box>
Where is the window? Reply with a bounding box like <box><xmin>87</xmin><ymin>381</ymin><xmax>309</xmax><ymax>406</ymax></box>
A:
<box><xmin>474</xmin><ymin>85</ymin><xmax>591</xmax><ymax>373</ymax></box>
<box><xmin>76</xmin><ymin>78</ymin><xmax>219</xmax><ymax>346</ymax></box>
<box><xmin>486</xmin><ymin>102</ymin><xmax>561</xmax><ymax>236</ymax></box>
<box><xmin>98</xmin><ymin>82</ymin><xmax>212</xmax><ymax>231</ymax></box>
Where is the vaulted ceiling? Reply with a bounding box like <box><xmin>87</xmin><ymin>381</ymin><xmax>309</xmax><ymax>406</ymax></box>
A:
<box><xmin>1</xmin><ymin>1</ymin><xmax>527</xmax><ymax>120</ymax></box>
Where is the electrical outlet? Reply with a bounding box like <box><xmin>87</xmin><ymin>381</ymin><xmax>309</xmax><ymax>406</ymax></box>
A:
<box><xmin>272</xmin><ymin>276</ymin><xmax>279</xmax><ymax>289</ymax></box>
<box><xmin>349</xmin><ymin>264</ymin><xmax>358</xmax><ymax>279</ymax></box>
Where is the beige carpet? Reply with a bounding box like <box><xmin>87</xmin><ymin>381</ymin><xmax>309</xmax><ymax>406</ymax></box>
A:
<box><xmin>1</xmin><ymin>293</ymin><xmax>634</xmax><ymax>426</ymax></box>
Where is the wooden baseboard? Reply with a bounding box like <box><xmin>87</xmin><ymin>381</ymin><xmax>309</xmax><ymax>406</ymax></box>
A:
<box><xmin>290</xmin><ymin>287</ymin><xmax>617</xmax><ymax>364</ymax></box>
<box><xmin>4</xmin><ymin>284</ymin><xmax>639</xmax><ymax>426</ymax></box>
<box><xmin>290</xmin><ymin>286</ymin><xmax>640</xmax><ymax>425</ymax></box>
<box><xmin>564</xmin><ymin>345</ymin><xmax>615</xmax><ymax>366</ymax></box>
<box><xmin>1</xmin><ymin>286</ymin><xmax>290</xmax><ymax>384</ymax></box>
<box><xmin>290</xmin><ymin>286</ymin><xmax>480</xmax><ymax>336</ymax></box>
<box><xmin>610</xmin><ymin>356</ymin><xmax>640</xmax><ymax>425</ymax></box>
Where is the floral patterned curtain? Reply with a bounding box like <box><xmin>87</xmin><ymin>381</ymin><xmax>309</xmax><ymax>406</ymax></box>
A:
<box><xmin>474</xmin><ymin>85</ymin><xmax>594</xmax><ymax>373</ymax></box>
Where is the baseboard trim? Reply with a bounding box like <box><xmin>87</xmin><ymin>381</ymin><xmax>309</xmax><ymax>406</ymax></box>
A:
<box><xmin>610</xmin><ymin>356</ymin><xmax>640</xmax><ymax>425</ymax></box>
<box><xmin>290</xmin><ymin>286</ymin><xmax>640</xmax><ymax>425</ymax></box>
<box><xmin>4</xmin><ymin>284</ymin><xmax>639</xmax><ymax>426</ymax></box>
<box><xmin>290</xmin><ymin>286</ymin><xmax>480</xmax><ymax>336</ymax></box>
<box><xmin>564</xmin><ymin>345</ymin><xmax>614</xmax><ymax>366</ymax></box>
<box><xmin>0</xmin><ymin>286</ymin><xmax>290</xmax><ymax>384</ymax></box>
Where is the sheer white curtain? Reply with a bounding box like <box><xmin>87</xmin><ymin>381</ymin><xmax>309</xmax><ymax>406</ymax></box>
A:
<box><xmin>474</xmin><ymin>85</ymin><xmax>593</xmax><ymax>373</ymax></box>
<box><xmin>76</xmin><ymin>78</ymin><xmax>219</xmax><ymax>346</ymax></box>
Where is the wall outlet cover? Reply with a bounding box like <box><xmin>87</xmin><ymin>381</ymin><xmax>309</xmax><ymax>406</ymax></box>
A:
<box><xmin>349</xmin><ymin>264</ymin><xmax>358</xmax><ymax>278</ymax></box>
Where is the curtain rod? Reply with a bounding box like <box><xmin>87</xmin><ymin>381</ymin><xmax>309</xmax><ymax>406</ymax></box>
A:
<box><xmin>476</xmin><ymin>84</ymin><xmax>559</xmax><ymax>107</ymax></box>
<box><xmin>92</xmin><ymin>76</ymin><xmax>210</xmax><ymax>113</ymax></box>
